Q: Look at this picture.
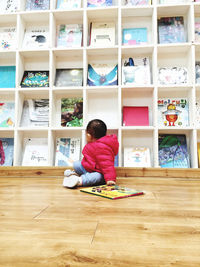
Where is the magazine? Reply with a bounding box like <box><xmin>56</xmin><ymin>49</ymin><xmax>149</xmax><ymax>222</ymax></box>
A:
<box><xmin>57</xmin><ymin>24</ymin><xmax>82</xmax><ymax>48</ymax></box>
<box><xmin>0</xmin><ymin>138</ymin><xmax>14</xmax><ymax>166</ymax></box>
<box><xmin>20</xmin><ymin>71</ymin><xmax>49</xmax><ymax>87</ymax></box>
<box><xmin>0</xmin><ymin>101</ymin><xmax>15</xmax><ymax>127</ymax></box>
<box><xmin>80</xmin><ymin>185</ymin><xmax>144</xmax><ymax>200</ymax></box>
<box><xmin>22</xmin><ymin>26</ymin><xmax>49</xmax><ymax>49</ymax></box>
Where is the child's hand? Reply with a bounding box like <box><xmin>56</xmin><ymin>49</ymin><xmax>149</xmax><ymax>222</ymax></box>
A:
<box><xmin>106</xmin><ymin>180</ymin><xmax>116</xmax><ymax>186</ymax></box>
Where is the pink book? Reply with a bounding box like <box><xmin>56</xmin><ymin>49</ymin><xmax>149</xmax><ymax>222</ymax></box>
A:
<box><xmin>122</xmin><ymin>106</ymin><xmax>149</xmax><ymax>126</ymax></box>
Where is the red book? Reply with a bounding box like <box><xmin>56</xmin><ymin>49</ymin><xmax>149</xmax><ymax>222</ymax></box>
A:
<box><xmin>122</xmin><ymin>106</ymin><xmax>149</xmax><ymax>126</ymax></box>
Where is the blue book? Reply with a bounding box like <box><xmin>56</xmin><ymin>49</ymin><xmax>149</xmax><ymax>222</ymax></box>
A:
<box><xmin>87</xmin><ymin>0</ymin><xmax>112</xmax><ymax>7</ymax></box>
<box><xmin>0</xmin><ymin>138</ymin><xmax>14</xmax><ymax>166</ymax></box>
<box><xmin>122</xmin><ymin>28</ymin><xmax>148</xmax><ymax>46</ymax></box>
<box><xmin>0</xmin><ymin>66</ymin><xmax>16</xmax><ymax>88</ymax></box>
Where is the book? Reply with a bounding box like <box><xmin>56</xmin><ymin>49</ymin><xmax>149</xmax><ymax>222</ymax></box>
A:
<box><xmin>196</xmin><ymin>62</ymin><xmax>200</xmax><ymax>84</ymax></box>
<box><xmin>87</xmin><ymin>63</ymin><xmax>118</xmax><ymax>86</ymax></box>
<box><xmin>0</xmin><ymin>101</ymin><xmax>15</xmax><ymax>127</ymax></box>
<box><xmin>122</xmin><ymin>106</ymin><xmax>149</xmax><ymax>126</ymax></box>
<box><xmin>55</xmin><ymin>138</ymin><xmax>81</xmax><ymax>166</ymax></box>
<box><xmin>0</xmin><ymin>0</ymin><xmax>18</xmax><ymax>12</ymax></box>
<box><xmin>22</xmin><ymin>26</ymin><xmax>49</xmax><ymax>49</ymax></box>
<box><xmin>124</xmin><ymin>147</ymin><xmax>151</xmax><ymax>167</ymax></box>
<box><xmin>90</xmin><ymin>22</ymin><xmax>115</xmax><ymax>47</ymax></box>
<box><xmin>54</xmin><ymin>69</ymin><xmax>83</xmax><ymax>87</ymax></box>
<box><xmin>195</xmin><ymin>98</ymin><xmax>200</xmax><ymax>127</ymax></box>
<box><xmin>0</xmin><ymin>26</ymin><xmax>16</xmax><ymax>50</ymax></box>
<box><xmin>20</xmin><ymin>71</ymin><xmax>49</xmax><ymax>87</ymax></box>
<box><xmin>122</xmin><ymin>57</ymin><xmax>151</xmax><ymax>85</ymax></box>
<box><xmin>56</xmin><ymin>0</ymin><xmax>81</xmax><ymax>9</ymax></box>
<box><xmin>195</xmin><ymin>18</ymin><xmax>200</xmax><ymax>43</ymax></box>
<box><xmin>20</xmin><ymin>99</ymin><xmax>49</xmax><ymax>127</ymax></box>
<box><xmin>61</xmin><ymin>97</ymin><xmax>83</xmax><ymax>127</ymax></box>
<box><xmin>22</xmin><ymin>138</ymin><xmax>48</xmax><ymax>166</ymax></box>
<box><xmin>158</xmin><ymin>16</ymin><xmax>186</xmax><ymax>44</ymax></box>
<box><xmin>125</xmin><ymin>0</ymin><xmax>151</xmax><ymax>5</ymax></box>
<box><xmin>122</xmin><ymin>27</ymin><xmax>147</xmax><ymax>46</ymax></box>
<box><xmin>87</xmin><ymin>0</ymin><xmax>112</xmax><ymax>7</ymax></box>
<box><xmin>157</xmin><ymin>98</ymin><xmax>189</xmax><ymax>127</ymax></box>
<box><xmin>0</xmin><ymin>138</ymin><xmax>14</xmax><ymax>166</ymax></box>
<box><xmin>25</xmin><ymin>0</ymin><xmax>50</xmax><ymax>11</ymax></box>
<box><xmin>0</xmin><ymin>66</ymin><xmax>16</xmax><ymax>88</ymax></box>
<box><xmin>80</xmin><ymin>185</ymin><xmax>144</xmax><ymax>200</ymax></box>
<box><xmin>158</xmin><ymin>67</ymin><xmax>188</xmax><ymax>85</ymax></box>
<box><xmin>57</xmin><ymin>24</ymin><xmax>82</xmax><ymax>48</ymax></box>
<box><xmin>158</xmin><ymin>134</ymin><xmax>190</xmax><ymax>168</ymax></box>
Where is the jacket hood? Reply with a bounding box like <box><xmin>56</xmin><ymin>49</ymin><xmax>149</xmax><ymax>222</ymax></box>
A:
<box><xmin>97</xmin><ymin>134</ymin><xmax>119</xmax><ymax>155</ymax></box>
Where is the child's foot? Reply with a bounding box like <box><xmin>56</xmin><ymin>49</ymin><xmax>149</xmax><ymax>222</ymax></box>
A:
<box><xmin>64</xmin><ymin>169</ymin><xmax>76</xmax><ymax>177</ymax></box>
<box><xmin>63</xmin><ymin>175</ymin><xmax>81</xmax><ymax>188</ymax></box>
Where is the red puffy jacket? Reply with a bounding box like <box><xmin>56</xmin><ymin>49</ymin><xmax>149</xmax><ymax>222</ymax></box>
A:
<box><xmin>81</xmin><ymin>134</ymin><xmax>119</xmax><ymax>182</ymax></box>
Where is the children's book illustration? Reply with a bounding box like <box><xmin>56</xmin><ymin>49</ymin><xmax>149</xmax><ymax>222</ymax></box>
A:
<box><xmin>87</xmin><ymin>0</ymin><xmax>112</xmax><ymax>7</ymax></box>
<box><xmin>26</xmin><ymin>0</ymin><xmax>50</xmax><ymax>11</ymax></box>
<box><xmin>80</xmin><ymin>185</ymin><xmax>144</xmax><ymax>200</ymax></box>
<box><xmin>61</xmin><ymin>98</ymin><xmax>83</xmax><ymax>127</ymax></box>
<box><xmin>55</xmin><ymin>69</ymin><xmax>83</xmax><ymax>87</ymax></box>
<box><xmin>57</xmin><ymin>24</ymin><xmax>82</xmax><ymax>48</ymax></box>
<box><xmin>125</xmin><ymin>0</ymin><xmax>151</xmax><ymax>5</ymax></box>
<box><xmin>0</xmin><ymin>138</ymin><xmax>14</xmax><ymax>166</ymax></box>
<box><xmin>124</xmin><ymin>147</ymin><xmax>151</xmax><ymax>167</ymax></box>
<box><xmin>22</xmin><ymin>26</ymin><xmax>49</xmax><ymax>49</ymax></box>
<box><xmin>20</xmin><ymin>71</ymin><xmax>49</xmax><ymax>87</ymax></box>
<box><xmin>0</xmin><ymin>0</ymin><xmax>18</xmax><ymax>13</ymax></box>
<box><xmin>158</xmin><ymin>67</ymin><xmax>187</xmax><ymax>85</ymax></box>
<box><xmin>0</xmin><ymin>27</ymin><xmax>16</xmax><ymax>50</ymax></box>
<box><xmin>0</xmin><ymin>102</ymin><xmax>15</xmax><ymax>127</ymax></box>
<box><xmin>57</xmin><ymin>0</ymin><xmax>81</xmax><ymax>9</ymax></box>
<box><xmin>157</xmin><ymin>98</ymin><xmax>189</xmax><ymax>127</ymax></box>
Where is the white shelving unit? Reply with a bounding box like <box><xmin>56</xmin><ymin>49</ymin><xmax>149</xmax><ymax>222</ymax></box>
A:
<box><xmin>1</xmin><ymin>0</ymin><xmax>200</xmax><ymax>167</ymax></box>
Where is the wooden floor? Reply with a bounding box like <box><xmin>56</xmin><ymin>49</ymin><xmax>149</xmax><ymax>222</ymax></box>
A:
<box><xmin>0</xmin><ymin>175</ymin><xmax>200</xmax><ymax>267</ymax></box>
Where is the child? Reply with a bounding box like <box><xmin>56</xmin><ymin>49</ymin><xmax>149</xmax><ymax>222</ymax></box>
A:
<box><xmin>63</xmin><ymin>119</ymin><xmax>119</xmax><ymax>188</ymax></box>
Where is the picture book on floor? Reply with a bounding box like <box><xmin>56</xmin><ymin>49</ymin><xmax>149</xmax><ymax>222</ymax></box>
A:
<box><xmin>80</xmin><ymin>185</ymin><xmax>144</xmax><ymax>200</ymax></box>
<box><xmin>25</xmin><ymin>0</ymin><xmax>50</xmax><ymax>11</ymax></box>
<box><xmin>88</xmin><ymin>63</ymin><xmax>118</xmax><ymax>86</ymax></box>
<box><xmin>54</xmin><ymin>69</ymin><xmax>83</xmax><ymax>87</ymax></box>
<box><xmin>125</xmin><ymin>0</ymin><xmax>151</xmax><ymax>5</ymax></box>
<box><xmin>57</xmin><ymin>24</ymin><xmax>83</xmax><ymax>48</ymax></box>
<box><xmin>157</xmin><ymin>98</ymin><xmax>189</xmax><ymax>127</ymax></box>
<box><xmin>90</xmin><ymin>22</ymin><xmax>115</xmax><ymax>47</ymax></box>
<box><xmin>87</xmin><ymin>0</ymin><xmax>112</xmax><ymax>7</ymax></box>
<box><xmin>20</xmin><ymin>71</ymin><xmax>49</xmax><ymax>87</ymax></box>
<box><xmin>0</xmin><ymin>138</ymin><xmax>14</xmax><ymax>166</ymax></box>
<box><xmin>0</xmin><ymin>26</ymin><xmax>16</xmax><ymax>50</ymax></box>
<box><xmin>122</xmin><ymin>106</ymin><xmax>149</xmax><ymax>126</ymax></box>
<box><xmin>124</xmin><ymin>147</ymin><xmax>151</xmax><ymax>167</ymax></box>
<box><xmin>61</xmin><ymin>97</ymin><xmax>83</xmax><ymax>127</ymax></box>
<box><xmin>22</xmin><ymin>138</ymin><xmax>48</xmax><ymax>166</ymax></box>
<box><xmin>0</xmin><ymin>0</ymin><xmax>18</xmax><ymax>12</ymax></box>
<box><xmin>158</xmin><ymin>134</ymin><xmax>190</xmax><ymax>168</ymax></box>
<box><xmin>0</xmin><ymin>101</ymin><xmax>15</xmax><ymax>127</ymax></box>
<box><xmin>122</xmin><ymin>57</ymin><xmax>151</xmax><ymax>85</ymax></box>
<box><xmin>56</xmin><ymin>0</ymin><xmax>81</xmax><ymax>9</ymax></box>
<box><xmin>22</xmin><ymin>26</ymin><xmax>49</xmax><ymax>49</ymax></box>
<box><xmin>0</xmin><ymin>66</ymin><xmax>16</xmax><ymax>88</ymax></box>
<box><xmin>158</xmin><ymin>16</ymin><xmax>186</xmax><ymax>44</ymax></box>
<box><xmin>122</xmin><ymin>27</ymin><xmax>147</xmax><ymax>46</ymax></box>
<box><xmin>20</xmin><ymin>99</ymin><xmax>49</xmax><ymax>127</ymax></box>
<box><xmin>158</xmin><ymin>67</ymin><xmax>188</xmax><ymax>85</ymax></box>
<box><xmin>55</xmin><ymin>137</ymin><xmax>81</xmax><ymax>166</ymax></box>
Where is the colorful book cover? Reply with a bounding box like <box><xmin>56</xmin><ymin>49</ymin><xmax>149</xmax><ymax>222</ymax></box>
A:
<box><xmin>0</xmin><ymin>0</ymin><xmax>18</xmax><ymax>12</ymax></box>
<box><xmin>57</xmin><ymin>24</ymin><xmax>82</xmax><ymax>48</ymax></box>
<box><xmin>0</xmin><ymin>27</ymin><xmax>16</xmax><ymax>50</ymax></box>
<box><xmin>25</xmin><ymin>0</ymin><xmax>50</xmax><ymax>10</ymax></box>
<box><xmin>22</xmin><ymin>138</ymin><xmax>48</xmax><ymax>166</ymax></box>
<box><xmin>57</xmin><ymin>0</ymin><xmax>81</xmax><ymax>9</ymax></box>
<box><xmin>20</xmin><ymin>71</ymin><xmax>49</xmax><ymax>87</ymax></box>
<box><xmin>55</xmin><ymin>138</ymin><xmax>81</xmax><ymax>166</ymax></box>
<box><xmin>157</xmin><ymin>98</ymin><xmax>189</xmax><ymax>127</ymax></box>
<box><xmin>90</xmin><ymin>22</ymin><xmax>115</xmax><ymax>47</ymax></box>
<box><xmin>54</xmin><ymin>69</ymin><xmax>83</xmax><ymax>87</ymax></box>
<box><xmin>122</xmin><ymin>106</ymin><xmax>149</xmax><ymax>126</ymax></box>
<box><xmin>80</xmin><ymin>185</ymin><xmax>144</xmax><ymax>200</ymax></box>
<box><xmin>122</xmin><ymin>57</ymin><xmax>151</xmax><ymax>85</ymax></box>
<box><xmin>122</xmin><ymin>28</ymin><xmax>147</xmax><ymax>46</ymax></box>
<box><xmin>125</xmin><ymin>0</ymin><xmax>151</xmax><ymax>5</ymax></box>
<box><xmin>124</xmin><ymin>147</ymin><xmax>151</xmax><ymax>167</ymax></box>
<box><xmin>158</xmin><ymin>67</ymin><xmax>188</xmax><ymax>85</ymax></box>
<box><xmin>20</xmin><ymin>99</ymin><xmax>49</xmax><ymax>127</ymax></box>
<box><xmin>87</xmin><ymin>0</ymin><xmax>112</xmax><ymax>7</ymax></box>
<box><xmin>158</xmin><ymin>16</ymin><xmax>186</xmax><ymax>44</ymax></box>
<box><xmin>0</xmin><ymin>102</ymin><xmax>15</xmax><ymax>127</ymax></box>
<box><xmin>158</xmin><ymin>134</ymin><xmax>190</xmax><ymax>168</ymax></box>
<box><xmin>88</xmin><ymin>63</ymin><xmax>118</xmax><ymax>86</ymax></box>
<box><xmin>61</xmin><ymin>97</ymin><xmax>83</xmax><ymax>127</ymax></box>
<box><xmin>0</xmin><ymin>66</ymin><xmax>16</xmax><ymax>88</ymax></box>
<box><xmin>0</xmin><ymin>138</ymin><xmax>14</xmax><ymax>166</ymax></box>
<box><xmin>22</xmin><ymin>26</ymin><xmax>49</xmax><ymax>49</ymax></box>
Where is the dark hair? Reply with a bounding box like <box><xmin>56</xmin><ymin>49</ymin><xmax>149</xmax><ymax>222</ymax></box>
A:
<box><xmin>86</xmin><ymin>119</ymin><xmax>107</xmax><ymax>139</ymax></box>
